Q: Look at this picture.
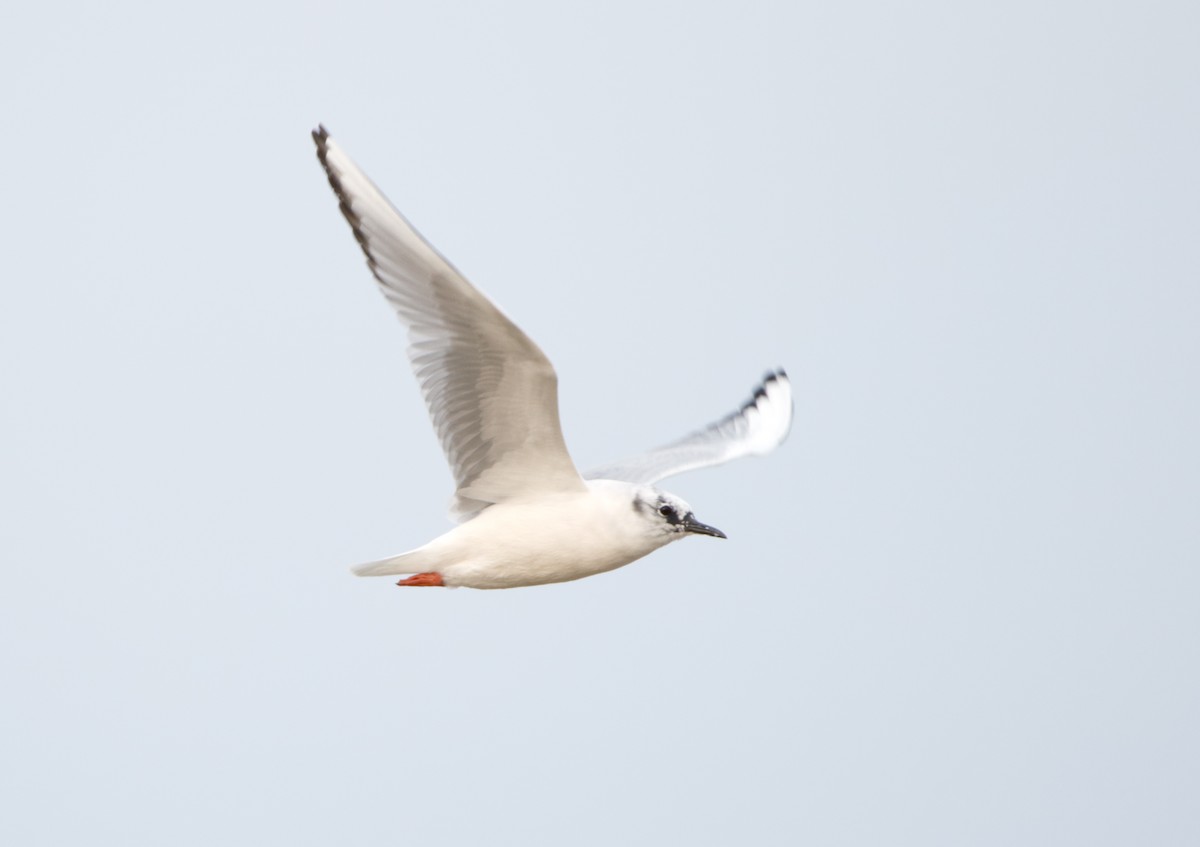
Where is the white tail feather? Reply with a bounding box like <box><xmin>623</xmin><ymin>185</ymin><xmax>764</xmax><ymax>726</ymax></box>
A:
<box><xmin>351</xmin><ymin>548</ymin><xmax>433</xmax><ymax>577</ymax></box>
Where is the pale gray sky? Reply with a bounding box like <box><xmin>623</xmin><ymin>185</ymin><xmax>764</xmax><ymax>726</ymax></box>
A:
<box><xmin>2</xmin><ymin>1</ymin><xmax>1198</xmax><ymax>845</ymax></box>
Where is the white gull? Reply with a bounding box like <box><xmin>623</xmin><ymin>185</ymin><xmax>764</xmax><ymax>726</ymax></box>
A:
<box><xmin>313</xmin><ymin>126</ymin><xmax>792</xmax><ymax>589</ymax></box>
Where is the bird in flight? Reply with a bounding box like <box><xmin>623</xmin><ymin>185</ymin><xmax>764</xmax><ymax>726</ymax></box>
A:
<box><xmin>313</xmin><ymin>126</ymin><xmax>792</xmax><ymax>589</ymax></box>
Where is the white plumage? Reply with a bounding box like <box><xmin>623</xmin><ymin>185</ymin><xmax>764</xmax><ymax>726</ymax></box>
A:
<box><xmin>314</xmin><ymin>126</ymin><xmax>793</xmax><ymax>589</ymax></box>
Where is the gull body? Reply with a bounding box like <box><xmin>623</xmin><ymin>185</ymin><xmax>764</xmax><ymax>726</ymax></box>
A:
<box><xmin>313</xmin><ymin>126</ymin><xmax>793</xmax><ymax>590</ymax></box>
<box><xmin>355</xmin><ymin>481</ymin><xmax>716</xmax><ymax>590</ymax></box>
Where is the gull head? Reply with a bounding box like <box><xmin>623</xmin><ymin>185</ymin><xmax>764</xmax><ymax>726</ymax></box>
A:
<box><xmin>631</xmin><ymin>487</ymin><xmax>727</xmax><ymax>542</ymax></box>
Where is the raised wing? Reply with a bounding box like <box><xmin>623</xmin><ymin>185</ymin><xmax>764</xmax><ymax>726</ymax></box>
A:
<box><xmin>584</xmin><ymin>370</ymin><xmax>792</xmax><ymax>486</ymax></box>
<box><xmin>313</xmin><ymin>126</ymin><xmax>586</xmax><ymax>520</ymax></box>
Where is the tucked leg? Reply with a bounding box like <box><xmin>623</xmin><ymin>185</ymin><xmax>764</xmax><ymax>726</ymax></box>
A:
<box><xmin>397</xmin><ymin>572</ymin><xmax>444</xmax><ymax>587</ymax></box>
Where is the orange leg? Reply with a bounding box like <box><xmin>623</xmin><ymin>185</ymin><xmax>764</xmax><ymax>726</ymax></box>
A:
<box><xmin>397</xmin><ymin>572</ymin><xmax>445</xmax><ymax>587</ymax></box>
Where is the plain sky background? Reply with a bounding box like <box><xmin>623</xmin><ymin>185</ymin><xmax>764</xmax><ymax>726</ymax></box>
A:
<box><xmin>3</xmin><ymin>1</ymin><xmax>1198</xmax><ymax>844</ymax></box>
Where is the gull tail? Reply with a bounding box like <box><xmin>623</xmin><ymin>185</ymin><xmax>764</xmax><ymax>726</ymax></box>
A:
<box><xmin>351</xmin><ymin>547</ymin><xmax>436</xmax><ymax>577</ymax></box>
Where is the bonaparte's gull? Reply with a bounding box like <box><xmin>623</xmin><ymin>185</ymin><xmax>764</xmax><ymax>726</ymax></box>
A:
<box><xmin>313</xmin><ymin>126</ymin><xmax>792</xmax><ymax>589</ymax></box>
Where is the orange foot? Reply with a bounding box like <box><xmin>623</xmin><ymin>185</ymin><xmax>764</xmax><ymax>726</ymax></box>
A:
<box><xmin>397</xmin><ymin>572</ymin><xmax>445</xmax><ymax>587</ymax></box>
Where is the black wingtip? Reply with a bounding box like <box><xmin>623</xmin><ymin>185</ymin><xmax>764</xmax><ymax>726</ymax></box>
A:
<box><xmin>311</xmin><ymin>125</ymin><xmax>342</xmax><ymax>201</ymax></box>
<box><xmin>741</xmin><ymin>369</ymin><xmax>789</xmax><ymax>413</ymax></box>
<box><xmin>309</xmin><ymin>127</ymin><xmax>393</xmax><ymax>291</ymax></box>
<box><xmin>312</xmin><ymin>125</ymin><xmax>331</xmax><ymax>163</ymax></box>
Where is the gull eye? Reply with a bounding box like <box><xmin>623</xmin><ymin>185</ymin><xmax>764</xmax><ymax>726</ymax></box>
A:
<box><xmin>658</xmin><ymin>505</ymin><xmax>676</xmax><ymax>519</ymax></box>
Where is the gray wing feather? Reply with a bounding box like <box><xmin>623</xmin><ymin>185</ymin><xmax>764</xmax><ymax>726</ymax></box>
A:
<box><xmin>584</xmin><ymin>370</ymin><xmax>792</xmax><ymax>486</ymax></box>
<box><xmin>313</xmin><ymin>127</ymin><xmax>586</xmax><ymax>521</ymax></box>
